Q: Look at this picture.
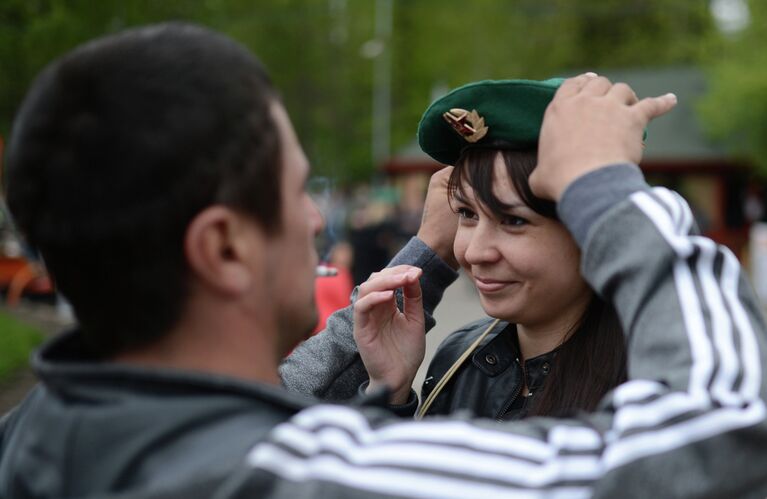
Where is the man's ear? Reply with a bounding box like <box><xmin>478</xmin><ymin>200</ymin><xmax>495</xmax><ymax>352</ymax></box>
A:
<box><xmin>184</xmin><ymin>206</ymin><xmax>264</xmax><ymax>296</ymax></box>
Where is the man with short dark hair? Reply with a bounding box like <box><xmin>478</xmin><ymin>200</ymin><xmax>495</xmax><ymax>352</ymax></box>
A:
<box><xmin>6</xmin><ymin>23</ymin><xmax>297</xmax><ymax>360</ymax></box>
<box><xmin>1</xmin><ymin>24</ymin><xmax>327</xmax><ymax>495</ymax></box>
<box><xmin>1</xmin><ymin>23</ymin><xmax>765</xmax><ymax>499</ymax></box>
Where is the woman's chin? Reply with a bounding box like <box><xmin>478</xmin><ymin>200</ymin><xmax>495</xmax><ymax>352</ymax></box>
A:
<box><xmin>478</xmin><ymin>297</ymin><xmax>522</xmax><ymax>324</ymax></box>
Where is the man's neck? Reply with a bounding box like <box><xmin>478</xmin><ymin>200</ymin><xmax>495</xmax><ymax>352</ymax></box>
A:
<box><xmin>112</xmin><ymin>306</ymin><xmax>282</xmax><ymax>386</ymax></box>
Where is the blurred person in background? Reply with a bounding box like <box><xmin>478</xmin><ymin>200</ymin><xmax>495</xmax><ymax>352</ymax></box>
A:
<box><xmin>348</xmin><ymin>197</ymin><xmax>401</xmax><ymax>286</ymax></box>
<box><xmin>313</xmin><ymin>240</ymin><xmax>354</xmax><ymax>333</ymax></box>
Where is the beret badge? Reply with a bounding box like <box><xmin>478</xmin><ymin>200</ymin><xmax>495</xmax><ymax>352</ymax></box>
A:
<box><xmin>442</xmin><ymin>108</ymin><xmax>488</xmax><ymax>143</ymax></box>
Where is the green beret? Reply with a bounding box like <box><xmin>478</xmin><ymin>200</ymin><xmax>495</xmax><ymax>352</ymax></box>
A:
<box><xmin>418</xmin><ymin>78</ymin><xmax>563</xmax><ymax>165</ymax></box>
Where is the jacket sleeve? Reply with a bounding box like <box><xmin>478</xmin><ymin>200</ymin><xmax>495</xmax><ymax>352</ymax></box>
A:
<box><xmin>0</xmin><ymin>409</ymin><xmax>16</xmax><ymax>464</ymax></box>
<box><xmin>238</xmin><ymin>164</ymin><xmax>767</xmax><ymax>499</ymax></box>
<box><xmin>279</xmin><ymin>237</ymin><xmax>459</xmax><ymax>401</ymax></box>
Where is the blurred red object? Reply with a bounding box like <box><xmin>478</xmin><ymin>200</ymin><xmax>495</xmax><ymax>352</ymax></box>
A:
<box><xmin>313</xmin><ymin>265</ymin><xmax>354</xmax><ymax>334</ymax></box>
<box><xmin>0</xmin><ymin>257</ymin><xmax>54</xmax><ymax>306</ymax></box>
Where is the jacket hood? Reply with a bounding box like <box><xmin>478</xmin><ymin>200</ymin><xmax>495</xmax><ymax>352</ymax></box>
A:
<box><xmin>0</xmin><ymin>330</ymin><xmax>310</xmax><ymax>498</ymax></box>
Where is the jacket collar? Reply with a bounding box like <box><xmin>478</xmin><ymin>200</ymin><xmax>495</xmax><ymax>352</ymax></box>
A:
<box><xmin>32</xmin><ymin>329</ymin><xmax>314</xmax><ymax>411</ymax></box>
<box><xmin>472</xmin><ymin>323</ymin><xmax>557</xmax><ymax>392</ymax></box>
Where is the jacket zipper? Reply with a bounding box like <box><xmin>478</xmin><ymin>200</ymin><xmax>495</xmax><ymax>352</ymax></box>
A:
<box><xmin>496</xmin><ymin>357</ymin><xmax>526</xmax><ymax>421</ymax></box>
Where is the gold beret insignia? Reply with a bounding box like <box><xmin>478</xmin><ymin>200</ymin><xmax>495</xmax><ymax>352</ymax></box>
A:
<box><xmin>442</xmin><ymin>108</ymin><xmax>488</xmax><ymax>143</ymax></box>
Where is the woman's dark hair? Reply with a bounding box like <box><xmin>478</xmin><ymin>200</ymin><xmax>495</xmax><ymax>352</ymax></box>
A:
<box><xmin>448</xmin><ymin>147</ymin><xmax>627</xmax><ymax>417</ymax></box>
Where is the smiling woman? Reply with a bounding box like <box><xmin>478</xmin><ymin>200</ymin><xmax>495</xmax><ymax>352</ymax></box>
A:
<box><xmin>409</xmin><ymin>80</ymin><xmax>628</xmax><ymax>420</ymax></box>
<box><xmin>449</xmin><ymin>149</ymin><xmax>590</xmax><ymax>331</ymax></box>
<box><xmin>416</xmin><ymin>145</ymin><xmax>626</xmax><ymax>420</ymax></box>
<box><xmin>352</xmin><ymin>78</ymin><xmax>626</xmax><ymax>421</ymax></box>
<box><xmin>409</xmin><ymin>79</ymin><xmax>629</xmax><ymax>420</ymax></box>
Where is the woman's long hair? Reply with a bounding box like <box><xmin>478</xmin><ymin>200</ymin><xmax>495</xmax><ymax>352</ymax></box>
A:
<box><xmin>448</xmin><ymin>146</ymin><xmax>627</xmax><ymax>417</ymax></box>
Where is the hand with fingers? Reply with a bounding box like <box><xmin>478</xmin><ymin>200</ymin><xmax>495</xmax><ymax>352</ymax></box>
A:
<box><xmin>353</xmin><ymin>265</ymin><xmax>426</xmax><ymax>404</ymax></box>
<box><xmin>530</xmin><ymin>72</ymin><xmax>678</xmax><ymax>202</ymax></box>
<box><xmin>416</xmin><ymin>166</ymin><xmax>459</xmax><ymax>270</ymax></box>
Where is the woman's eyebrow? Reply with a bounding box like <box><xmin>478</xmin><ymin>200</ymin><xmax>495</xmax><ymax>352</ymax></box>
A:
<box><xmin>452</xmin><ymin>192</ymin><xmax>472</xmax><ymax>205</ymax></box>
<box><xmin>502</xmin><ymin>201</ymin><xmax>528</xmax><ymax>211</ymax></box>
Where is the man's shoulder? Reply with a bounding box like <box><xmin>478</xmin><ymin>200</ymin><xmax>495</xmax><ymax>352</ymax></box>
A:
<box><xmin>0</xmin><ymin>354</ymin><xmax>312</xmax><ymax>498</ymax></box>
<box><xmin>0</xmin><ymin>384</ymin><xmax>44</xmax><ymax>457</ymax></box>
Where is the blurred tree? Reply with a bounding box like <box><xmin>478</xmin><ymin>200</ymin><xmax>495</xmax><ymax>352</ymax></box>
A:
<box><xmin>699</xmin><ymin>0</ymin><xmax>767</xmax><ymax>175</ymax></box>
<box><xmin>0</xmin><ymin>0</ymin><xmax>716</xmax><ymax>183</ymax></box>
<box><xmin>0</xmin><ymin>0</ymin><xmax>210</xmax><ymax>146</ymax></box>
<box><xmin>563</xmin><ymin>0</ymin><xmax>713</xmax><ymax>67</ymax></box>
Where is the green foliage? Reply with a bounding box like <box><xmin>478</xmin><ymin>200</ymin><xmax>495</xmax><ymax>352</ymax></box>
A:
<box><xmin>0</xmin><ymin>0</ymin><xmax>716</xmax><ymax>183</ymax></box>
<box><xmin>561</xmin><ymin>0</ymin><xmax>714</xmax><ymax>67</ymax></box>
<box><xmin>0</xmin><ymin>0</ymin><xmax>210</xmax><ymax>140</ymax></box>
<box><xmin>699</xmin><ymin>0</ymin><xmax>767</xmax><ymax>175</ymax></box>
<box><xmin>0</xmin><ymin>311</ymin><xmax>44</xmax><ymax>380</ymax></box>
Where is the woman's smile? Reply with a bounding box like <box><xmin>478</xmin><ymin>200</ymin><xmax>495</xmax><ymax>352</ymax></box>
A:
<box><xmin>472</xmin><ymin>275</ymin><xmax>519</xmax><ymax>294</ymax></box>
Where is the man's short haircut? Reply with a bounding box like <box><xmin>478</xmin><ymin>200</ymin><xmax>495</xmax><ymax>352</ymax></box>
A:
<box><xmin>5</xmin><ymin>23</ymin><xmax>282</xmax><ymax>356</ymax></box>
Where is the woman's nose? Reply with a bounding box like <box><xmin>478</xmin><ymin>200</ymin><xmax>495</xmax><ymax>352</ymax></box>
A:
<box><xmin>463</xmin><ymin>225</ymin><xmax>502</xmax><ymax>265</ymax></box>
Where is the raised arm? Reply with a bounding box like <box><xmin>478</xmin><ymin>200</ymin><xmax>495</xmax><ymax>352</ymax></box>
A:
<box><xmin>279</xmin><ymin>167</ymin><xmax>459</xmax><ymax>400</ymax></box>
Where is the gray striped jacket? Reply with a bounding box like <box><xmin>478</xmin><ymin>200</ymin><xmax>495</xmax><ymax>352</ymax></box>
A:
<box><xmin>263</xmin><ymin>164</ymin><xmax>767</xmax><ymax>498</ymax></box>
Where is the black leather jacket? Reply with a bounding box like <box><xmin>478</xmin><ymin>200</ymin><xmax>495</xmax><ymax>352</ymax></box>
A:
<box><xmin>421</xmin><ymin>317</ymin><xmax>556</xmax><ymax>421</ymax></box>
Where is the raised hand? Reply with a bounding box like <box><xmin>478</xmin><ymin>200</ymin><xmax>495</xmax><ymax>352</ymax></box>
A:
<box><xmin>353</xmin><ymin>265</ymin><xmax>425</xmax><ymax>404</ymax></box>
<box><xmin>531</xmin><ymin>73</ymin><xmax>678</xmax><ymax>202</ymax></box>
<box><xmin>416</xmin><ymin>166</ymin><xmax>459</xmax><ymax>270</ymax></box>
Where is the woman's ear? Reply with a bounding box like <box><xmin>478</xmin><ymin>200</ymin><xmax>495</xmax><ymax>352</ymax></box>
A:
<box><xmin>184</xmin><ymin>206</ymin><xmax>264</xmax><ymax>296</ymax></box>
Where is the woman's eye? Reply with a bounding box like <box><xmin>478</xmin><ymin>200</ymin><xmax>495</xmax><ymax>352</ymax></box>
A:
<box><xmin>501</xmin><ymin>215</ymin><xmax>527</xmax><ymax>227</ymax></box>
<box><xmin>456</xmin><ymin>207</ymin><xmax>477</xmax><ymax>220</ymax></box>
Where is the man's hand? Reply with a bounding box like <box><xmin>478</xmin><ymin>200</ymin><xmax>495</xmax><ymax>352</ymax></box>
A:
<box><xmin>417</xmin><ymin>166</ymin><xmax>459</xmax><ymax>270</ymax></box>
<box><xmin>531</xmin><ymin>73</ymin><xmax>678</xmax><ymax>202</ymax></box>
<box><xmin>353</xmin><ymin>265</ymin><xmax>425</xmax><ymax>404</ymax></box>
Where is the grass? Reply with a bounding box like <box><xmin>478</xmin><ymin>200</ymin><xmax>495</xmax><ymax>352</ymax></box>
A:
<box><xmin>0</xmin><ymin>311</ymin><xmax>44</xmax><ymax>381</ymax></box>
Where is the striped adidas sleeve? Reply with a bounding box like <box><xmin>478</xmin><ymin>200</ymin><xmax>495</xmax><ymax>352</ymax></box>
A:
<box><xmin>233</xmin><ymin>167</ymin><xmax>767</xmax><ymax>499</ymax></box>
